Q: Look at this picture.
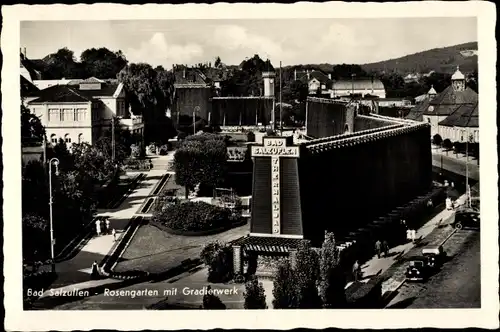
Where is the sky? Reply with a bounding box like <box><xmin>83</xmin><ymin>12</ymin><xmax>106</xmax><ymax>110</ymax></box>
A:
<box><xmin>20</xmin><ymin>18</ymin><xmax>477</xmax><ymax>68</ymax></box>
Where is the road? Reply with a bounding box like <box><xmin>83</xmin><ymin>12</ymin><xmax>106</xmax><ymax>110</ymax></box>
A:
<box><xmin>387</xmin><ymin>229</ymin><xmax>480</xmax><ymax>308</ymax></box>
<box><xmin>432</xmin><ymin>151</ymin><xmax>479</xmax><ymax>181</ymax></box>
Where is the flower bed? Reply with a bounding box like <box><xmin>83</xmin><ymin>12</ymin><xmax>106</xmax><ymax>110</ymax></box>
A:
<box><xmin>123</xmin><ymin>158</ymin><xmax>152</xmax><ymax>171</ymax></box>
<box><xmin>152</xmin><ymin>201</ymin><xmax>235</xmax><ymax>234</ymax></box>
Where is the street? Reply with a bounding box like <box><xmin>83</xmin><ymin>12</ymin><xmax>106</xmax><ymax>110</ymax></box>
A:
<box><xmin>387</xmin><ymin>229</ymin><xmax>480</xmax><ymax>308</ymax></box>
<box><xmin>432</xmin><ymin>150</ymin><xmax>479</xmax><ymax>181</ymax></box>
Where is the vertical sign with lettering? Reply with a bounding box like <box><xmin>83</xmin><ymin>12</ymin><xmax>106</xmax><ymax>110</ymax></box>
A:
<box><xmin>251</xmin><ymin>137</ymin><xmax>300</xmax><ymax>236</ymax></box>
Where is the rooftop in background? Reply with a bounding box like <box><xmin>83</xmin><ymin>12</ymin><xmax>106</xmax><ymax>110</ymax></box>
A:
<box><xmin>438</xmin><ymin>102</ymin><xmax>478</xmax><ymax>128</ymax></box>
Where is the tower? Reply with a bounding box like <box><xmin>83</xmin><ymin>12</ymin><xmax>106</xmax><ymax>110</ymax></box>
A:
<box><xmin>262</xmin><ymin>71</ymin><xmax>276</xmax><ymax>97</ymax></box>
<box><xmin>451</xmin><ymin>66</ymin><xmax>466</xmax><ymax>92</ymax></box>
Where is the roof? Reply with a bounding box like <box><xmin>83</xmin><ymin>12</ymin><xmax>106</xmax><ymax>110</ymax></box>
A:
<box><xmin>20</xmin><ymin>55</ymin><xmax>44</xmax><ymax>81</ymax></box>
<box><xmin>174</xmin><ymin>68</ymin><xmax>209</xmax><ymax>86</ymax></box>
<box><xmin>29</xmin><ymin>85</ymin><xmax>91</xmax><ymax>103</ymax></box>
<box><xmin>21</xmin><ymin>75</ymin><xmax>40</xmax><ymax>98</ymax></box>
<box><xmin>438</xmin><ymin>102</ymin><xmax>478</xmax><ymax>128</ymax></box>
<box><xmin>451</xmin><ymin>66</ymin><xmax>465</xmax><ymax>80</ymax></box>
<box><xmin>429</xmin><ymin>86</ymin><xmax>478</xmax><ymax>107</ymax></box>
<box><xmin>332</xmin><ymin>78</ymin><xmax>385</xmax><ymax>91</ymax></box>
<box><xmin>232</xmin><ymin>235</ymin><xmax>304</xmax><ymax>253</ymax></box>
<box><xmin>428</xmin><ymin>86</ymin><xmax>437</xmax><ymax>95</ymax></box>
<box><xmin>202</xmin><ymin>67</ymin><xmax>231</xmax><ymax>82</ymax></box>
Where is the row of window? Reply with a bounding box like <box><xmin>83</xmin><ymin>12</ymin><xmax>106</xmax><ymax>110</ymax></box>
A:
<box><xmin>50</xmin><ymin>133</ymin><xmax>84</xmax><ymax>144</ymax></box>
<box><xmin>48</xmin><ymin>109</ymin><xmax>87</xmax><ymax>122</ymax></box>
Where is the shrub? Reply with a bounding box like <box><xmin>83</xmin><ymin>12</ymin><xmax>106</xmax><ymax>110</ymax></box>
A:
<box><xmin>202</xmin><ymin>287</ymin><xmax>226</xmax><ymax>309</ymax></box>
<box><xmin>452</xmin><ymin>141</ymin><xmax>461</xmax><ymax>153</ymax></box>
<box><xmin>295</xmin><ymin>240</ymin><xmax>322</xmax><ymax>309</ymax></box>
<box><xmin>177</xmin><ymin>132</ymin><xmax>187</xmax><ymax>140</ymax></box>
<box><xmin>319</xmin><ymin>232</ymin><xmax>347</xmax><ymax>308</ymax></box>
<box><xmin>154</xmin><ymin>201</ymin><xmax>231</xmax><ymax>232</ymax></box>
<box><xmin>432</xmin><ymin>134</ymin><xmax>443</xmax><ymax>146</ymax></box>
<box><xmin>158</xmin><ymin>144</ymin><xmax>169</xmax><ymax>155</ymax></box>
<box><xmin>244</xmin><ymin>275</ymin><xmax>267</xmax><ymax>309</ymax></box>
<box><xmin>272</xmin><ymin>260</ymin><xmax>299</xmax><ymax>309</ymax></box>
<box><xmin>442</xmin><ymin>138</ymin><xmax>453</xmax><ymax>150</ymax></box>
<box><xmin>200</xmin><ymin>241</ymin><xmax>234</xmax><ymax>283</ymax></box>
<box><xmin>130</xmin><ymin>143</ymin><xmax>146</xmax><ymax>159</ymax></box>
<box><xmin>123</xmin><ymin>158</ymin><xmax>151</xmax><ymax>171</ymax></box>
<box><xmin>246</xmin><ymin>131</ymin><xmax>256</xmax><ymax>142</ymax></box>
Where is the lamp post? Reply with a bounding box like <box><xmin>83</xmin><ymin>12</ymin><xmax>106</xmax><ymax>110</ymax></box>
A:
<box><xmin>111</xmin><ymin>117</ymin><xmax>115</xmax><ymax>162</ymax></box>
<box><xmin>48</xmin><ymin>157</ymin><xmax>60</xmax><ymax>273</ymax></box>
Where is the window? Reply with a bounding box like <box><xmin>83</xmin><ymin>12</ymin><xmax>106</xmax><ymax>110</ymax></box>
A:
<box><xmin>74</xmin><ymin>109</ymin><xmax>78</xmax><ymax>121</ymax></box>
<box><xmin>78</xmin><ymin>133</ymin><xmax>84</xmax><ymax>143</ymax></box>
<box><xmin>344</xmin><ymin>124</ymin><xmax>349</xmax><ymax>133</ymax></box>
<box><xmin>65</xmin><ymin>134</ymin><xmax>71</xmax><ymax>144</ymax></box>
<box><xmin>427</xmin><ymin>118</ymin><xmax>431</xmax><ymax>123</ymax></box>
<box><xmin>60</xmin><ymin>110</ymin><xmax>65</xmax><ymax>121</ymax></box>
<box><xmin>50</xmin><ymin>134</ymin><xmax>57</xmax><ymax>144</ymax></box>
<box><xmin>48</xmin><ymin>109</ymin><xmax>59</xmax><ymax>122</ymax></box>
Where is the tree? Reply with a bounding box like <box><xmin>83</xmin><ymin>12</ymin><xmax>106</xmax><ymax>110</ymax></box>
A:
<box><xmin>42</xmin><ymin>48</ymin><xmax>82</xmax><ymax>79</ymax></box>
<box><xmin>331</xmin><ymin>64</ymin><xmax>368</xmax><ymax>79</ymax></box>
<box><xmin>202</xmin><ymin>286</ymin><xmax>226</xmax><ymax>309</ymax></box>
<box><xmin>295</xmin><ymin>240</ymin><xmax>322</xmax><ymax>308</ymax></box>
<box><xmin>319</xmin><ymin>232</ymin><xmax>346</xmax><ymax>308</ymax></box>
<box><xmin>80</xmin><ymin>47</ymin><xmax>128</xmax><ymax>79</ymax></box>
<box><xmin>432</xmin><ymin>134</ymin><xmax>443</xmax><ymax>146</ymax></box>
<box><xmin>214</xmin><ymin>56</ymin><xmax>222</xmax><ymax>69</ymax></box>
<box><xmin>118</xmin><ymin>63</ymin><xmax>176</xmax><ymax>143</ymax></box>
<box><xmin>21</xmin><ymin>104</ymin><xmax>45</xmax><ymax>146</ymax></box>
<box><xmin>173</xmin><ymin>133</ymin><xmax>227</xmax><ymax>199</ymax></box>
<box><xmin>244</xmin><ymin>275</ymin><xmax>267</xmax><ymax>309</ymax></box>
<box><xmin>22</xmin><ymin>213</ymin><xmax>49</xmax><ymax>262</ymax></box>
<box><xmin>71</xmin><ymin>142</ymin><xmax>115</xmax><ymax>184</ymax></box>
<box><xmin>272</xmin><ymin>259</ymin><xmax>299</xmax><ymax>309</ymax></box>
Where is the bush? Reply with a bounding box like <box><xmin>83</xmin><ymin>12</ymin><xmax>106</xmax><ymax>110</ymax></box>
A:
<box><xmin>442</xmin><ymin>138</ymin><xmax>453</xmax><ymax>150</ymax></box>
<box><xmin>177</xmin><ymin>132</ymin><xmax>187</xmax><ymax>140</ymax></box>
<box><xmin>452</xmin><ymin>141</ymin><xmax>461</xmax><ymax>153</ymax></box>
<box><xmin>244</xmin><ymin>275</ymin><xmax>267</xmax><ymax>309</ymax></box>
<box><xmin>154</xmin><ymin>201</ymin><xmax>231</xmax><ymax>232</ymax></box>
<box><xmin>202</xmin><ymin>287</ymin><xmax>226</xmax><ymax>309</ymax></box>
<box><xmin>123</xmin><ymin>158</ymin><xmax>151</xmax><ymax>171</ymax></box>
<box><xmin>200</xmin><ymin>241</ymin><xmax>234</xmax><ymax>283</ymax></box>
<box><xmin>246</xmin><ymin>131</ymin><xmax>256</xmax><ymax>142</ymax></box>
<box><xmin>432</xmin><ymin>134</ymin><xmax>443</xmax><ymax>146</ymax></box>
<box><xmin>272</xmin><ymin>260</ymin><xmax>299</xmax><ymax>309</ymax></box>
<box><xmin>295</xmin><ymin>240</ymin><xmax>322</xmax><ymax>309</ymax></box>
<box><xmin>130</xmin><ymin>143</ymin><xmax>146</xmax><ymax>159</ymax></box>
<box><xmin>158</xmin><ymin>144</ymin><xmax>169</xmax><ymax>155</ymax></box>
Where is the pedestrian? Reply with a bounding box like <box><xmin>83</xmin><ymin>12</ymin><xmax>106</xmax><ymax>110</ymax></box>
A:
<box><xmin>105</xmin><ymin>218</ymin><xmax>110</xmax><ymax>234</ymax></box>
<box><xmin>112</xmin><ymin>228</ymin><xmax>117</xmax><ymax>242</ymax></box>
<box><xmin>382</xmin><ymin>240</ymin><xmax>389</xmax><ymax>257</ymax></box>
<box><xmin>446</xmin><ymin>197</ymin><xmax>453</xmax><ymax>210</ymax></box>
<box><xmin>427</xmin><ymin>199</ymin><xmax>433</xmax><ymax>208</ymax></box>
<box><xmin>410</xmin><ymin>229</ymin><xmax>417</xmax><ymax>243</ymax></box>
<box><xmin>375</xmin><ymin>239</ymin><xmax>382</xmax><ymax>258</ymax></box>
<box><xmin>95</xmin><ymin>218</ymin><xmax>101</xmax><ymax>236</ymax></box>
<box><xmin>352</xmin><ymin>260</ymin><xmax>360</xmax><ymax>282</ymax></box>
<box><xmin>91</xmin><ymin>260</ymin><xmax>100</xmax><ymax>279</ymax></box>
<box><xmin>406</xmin><ymin>228</ymin><xmax>412</xmax><ymax>243</ymax></box>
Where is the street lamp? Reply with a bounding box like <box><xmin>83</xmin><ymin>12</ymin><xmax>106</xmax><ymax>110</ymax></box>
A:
<box><xmin>48</xmin><ymin>157</ymin><xmax>60</xmax><ymax>273</ymax></box>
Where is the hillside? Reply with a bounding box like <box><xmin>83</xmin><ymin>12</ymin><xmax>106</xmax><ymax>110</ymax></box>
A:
<box><xmin>278</xmin><ymin>42</ymin><xmax>478</xmax><ymax>76</ymax></box>
<box><xmin>361</xmin><ymin>42</ymin><xmax>478</xmax><ymax>74</ymax></box>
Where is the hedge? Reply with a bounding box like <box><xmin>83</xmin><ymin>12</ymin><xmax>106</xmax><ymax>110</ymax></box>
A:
<box><xmin>153</xmin><ymin>201</ymin><xmax>233</xmax><ymax>232</ymax></box>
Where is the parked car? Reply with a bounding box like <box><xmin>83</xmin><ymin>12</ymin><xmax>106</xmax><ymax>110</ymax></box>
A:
<box><xmin>452</xmin><ymin>207</ymin><xmax>480</xmax><ymax>229</ymax></box>
<box><xmin>405</xmin><ymin>258</ymin><xmax>431</xmax><ymax>282</ymax></box>
<box><xmin>422</xmin><ymin>245</ymin><xmax>446</xmax><ymax>269</ymax></box>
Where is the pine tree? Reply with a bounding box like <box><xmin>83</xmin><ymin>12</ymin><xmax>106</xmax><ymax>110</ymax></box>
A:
<box><xmin>295</xmin><ymin>240</ymin><xmax>322</xmax><ymax>309</ymax></box>
<box><xmin>272</xmin><ymin>260</ymin><xmax>298</xmax><ymax>309</ymax></box>
<box><xmin>243</xmin><ymin>275</ymin><xmax>267</xmax><ymax>309</ymax></box>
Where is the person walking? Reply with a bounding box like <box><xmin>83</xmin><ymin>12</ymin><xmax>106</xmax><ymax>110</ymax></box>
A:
<box><xmin>112</xmin><ymin>228</ymin><xmax>117</xmax><ymax>242</ymax></box>
<box><xmin>91</xmin><ymin>261</ymin><xmax>100</xmax><ymax>279</ymax></box>
<box><xmin>105</xmin><ymin>218</ymin><xmax>110</xmax><ymax>235</ymax></box>
<box><xmin>411</xmin><ymin>229</ymin><xmax>417</xmax><ymax>243</ymax></box>
<box><xmin>352</xmin><ymin>260</ymin><xmax>360</xmax><ymax>282</ymax></box>
<box><xmin>95</xmin><ymin>218</ymin><xmax>101</xmax><ymax>236</ymax></box>
<box><xmin>375</xmin><ymin>239</ymin><xmax>382</xmax><ymax>258</ymax></box>
<box><xmin>406</xmin><ymin>228</ymin><xmax>412</xmax><ymax>243</ymax></box>
<box><xmin>382</xmin><ymin>240</ymin><xmax>389</xmax><ymax>257</ymax></box>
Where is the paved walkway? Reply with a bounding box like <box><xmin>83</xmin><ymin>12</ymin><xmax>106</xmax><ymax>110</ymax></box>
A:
<box><xmin>42</xmin><ymin>159</ymin><xmax>171</xmax><ymax>293</ymax></box>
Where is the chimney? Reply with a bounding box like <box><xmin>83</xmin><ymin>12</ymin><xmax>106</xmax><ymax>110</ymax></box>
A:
<box><xmin>294</xmin><ymin>69</ymin><xmax>297</xmax><ymax>81</ymax></box>
<box><xmin>24</xmin><ymin>47</ymin><xmax>27</xmax><ymax>57</ymax></box>
<box><xmin>183</xmin><ymin>68</ymin><xmax>186</xmax><ymax>79</ymax></box>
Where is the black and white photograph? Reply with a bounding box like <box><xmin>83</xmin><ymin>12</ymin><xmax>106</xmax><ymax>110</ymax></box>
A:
<box><xmin>2</xmin><ymin>2</ymin><xmax>498</xmax><ymax>330</ymax></box>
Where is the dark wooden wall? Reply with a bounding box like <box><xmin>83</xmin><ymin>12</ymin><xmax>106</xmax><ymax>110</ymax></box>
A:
<box><xmin>306</xmin><ymin>100</ymin><xmax>355</xmax><ymax>138</ymax></box>
<box><xmin>211</xmin><ymin>98</ymin><xmax>273</xmax><ymax>126</ymax></box>
<box><xmin>172</xmin><ymin>87</ymin><xmax>212</xmax><ymax>127</ymax></box>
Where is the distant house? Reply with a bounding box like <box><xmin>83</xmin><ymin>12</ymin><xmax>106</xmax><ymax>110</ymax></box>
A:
<box><xmin>331</xmin><ymin>77</ymin><xmax>386</xmax><ymax>99</ymax></box>
<box><xmin>26</xmin><ymin>77</ymin><xmax>143</xmax><ymax>147</ymax></box>
<box><xmin>404</xmin><ymin>73</ymin><xmax>421</xmax><ymax>83</ymax></box>
<box><xmin>406</xmin><ymin>66</ymin><xmax>478</xmax><ymax>143</ymax></box>
<box><xmin>295</xmin><ymin>69</ymin><xmax>333</xmax><ymax>95</ymax></box>
<box><xmin>377</xmin><ymin>97</ymin><xmax>413</xmax><ymax>108</ymax></box>
<box><xmin>20</xmin><ymin>49</ymin><xmax>45</xmax><ymax>82</ymax></box>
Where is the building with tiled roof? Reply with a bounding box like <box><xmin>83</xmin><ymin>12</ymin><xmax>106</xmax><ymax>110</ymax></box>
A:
<box><xmin>331</xmin><ymin>77</ymin><xmax>386</xmax><ymax>98</ymax></box>
<box><xmin>21</xmin><ymin>75</ymin><xmax>40</xmax><ymax>105</ymax></box>
<box><xmin>295</xmin><ymin>69</ymin><xmax>333</xmax><ymax>96</ymax></box>
<box><xmin>406</xmin><ymin>66</ymin><xmax>479</xmax><ymax>143</ymax></box>
<box><xmin>26</xmin><ymin>77</ymin><xmax>143</xmax><ymax>147</ymax></box>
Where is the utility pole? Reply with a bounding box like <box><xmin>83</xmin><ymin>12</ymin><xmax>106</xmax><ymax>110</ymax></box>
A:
<box><xmin>111</xmin><ymin>117</ymin><xmax>115</xmax><ymax>162</ymax></box>
<box><xmin>280</xmin><ymin>61</ymin><xmax>283</xmax><ymax>136</ymax></box>
<box><xmin>48</xmin><ymin>158</ymin><xmax>59</xmax><ymax>273</ymax></box>
<box><xmin>193</xmin><ymin>111</ymin><xmax>196</xmax><ymax>135</ymax></box>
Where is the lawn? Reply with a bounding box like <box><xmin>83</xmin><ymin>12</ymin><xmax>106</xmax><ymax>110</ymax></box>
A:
<box><xmin>113</xmin><ymin>221</ymin><xmax>249</xmax><ymax>274</ymax></box>
<box><xmin>162</xmin><ymin>173</ymin><xmax>186</xmax><ymax>198</ymax></box>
